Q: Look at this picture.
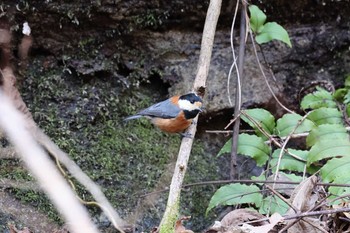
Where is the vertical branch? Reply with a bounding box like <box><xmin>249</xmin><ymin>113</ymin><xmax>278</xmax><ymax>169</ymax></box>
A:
<box><xmin>158</xmin><ymin>0</ymin><xmax>222</xmax><ymax>232</ymax></box>
<box><xmin>230</xmin><ymin>1</ymin><xmax>247</xmax><ymax>180</ymax></box>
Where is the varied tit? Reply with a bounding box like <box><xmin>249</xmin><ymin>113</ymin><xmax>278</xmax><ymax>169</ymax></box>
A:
<box><xmin>124</xmin><ymin>93</ymin><xmax>203</xmax><ymax>134</ymax></box>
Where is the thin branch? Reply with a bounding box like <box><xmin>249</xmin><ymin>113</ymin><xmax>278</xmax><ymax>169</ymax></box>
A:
<box><xmin>284</xmin><ymin>207</ymin><xmax>350</xmax><ymax>220</ymax></box>
<box><xmin>273</xmin><ymin>113</ymin><xmax>310</xmax><ymax>184</ymax></box>
<box><xmin>158</xmin><ymin>0</ymin><xmax>222</xmax><ymax>231</ymax></box>
<box><xmin>240</xmin><ymin>110</ymin><xmax>306</xmax><ymax>162</ymax></box>
<box><xmin>249</xmin><ymin>29</ymin><xmax>294</xmax><ymax>114</ymax></box>
<box><xmin>138</xmin><ymin>179</ymin><xmax>350</xmax><ymax>198</ymax></box>
<box><xmin>230</xmin><ymin>0</ymin><xmax>247</xmax><ymax>180</ymax></box>
<box><xmin>265</xmin><ymin>185</ymin><xmax>297</xmax><ymax>212</ymax></box>
<box><xmin>245</xmin><ymin>207</ymin><xmax>350</xmax><ymax>227</ymax></box>
<box><xmin>227</xmin><ymin>0</ymin><xmax>240</xmax><ymax>107</ymax></box>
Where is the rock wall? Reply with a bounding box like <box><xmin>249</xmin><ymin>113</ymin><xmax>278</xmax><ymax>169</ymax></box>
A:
<box><xmin>1</xmin><ymin>1</ymin><xmax>349</xmax><ymax>116</ymax></box>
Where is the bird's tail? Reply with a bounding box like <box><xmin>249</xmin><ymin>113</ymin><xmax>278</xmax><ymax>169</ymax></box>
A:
<box><xmin>123</xmin><ymin>115</ymin><xmax>143</xmax><ymax>122</ymax></box>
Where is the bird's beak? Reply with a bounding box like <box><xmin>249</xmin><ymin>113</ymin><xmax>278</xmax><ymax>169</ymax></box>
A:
<box><xmin>194</xmin><ymin>101</ymin><xmax>204</xmax><ymax>112</ymax></box>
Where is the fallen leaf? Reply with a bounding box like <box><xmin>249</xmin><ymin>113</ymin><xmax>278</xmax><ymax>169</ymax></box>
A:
<box><xmin>221</xmin><ymin>209</ymin><xmax>267</xmax><ymax>227</ymax></box>
<box><xmin>8</xmin><ymin>224</ymin><xmax>32</xmax><ymax>233</ymax></box>
<box><xmin>241</xmin><ymin>212</ymin><xmax>283</xmax><ymax>233</ymax></box>
<box><xmin>175</xmin><ymin>216</ymin><xmax>194</xmax><ymax>233</ymax></box>
<box><xmin>286</xmin><ymin>175</ymin><xmax>328</xmax><ymax>233</ymax></box>
<box><xmin>206</xmin><ymin>209</ymin><xmax>269</xmax><ymax>233</ymax></box>
<box><xmin>288</xmin><ymin>175</ymin><xmax>317</xmax><ymax>213</ymax></box>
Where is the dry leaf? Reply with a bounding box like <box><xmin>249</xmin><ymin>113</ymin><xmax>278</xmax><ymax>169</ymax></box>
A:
<box><xmin>206</xmin><ymin>209</ymin><xmax>269</xmax><ymax>233</ymax></box>
<box><xmin>241</xmin><ymin>213</ymin><xmax>283</xmax><ymax>233</ymax></box>
<box><xmin>8</xmin><ymin>224</ymin><xmax>32</xmax><ymax>233</ymax></box>
<box><xmin>221</xmin><ymin>209</ymin><xmax>267</xmax><ymax>227</ymax></box>
<box><xmin>286</xmin><ymin>175</ymin><xmax>327</xmax><ymax>233</ymax></box>
<box><xmin>267</xmin><ymin>173</ymin><xmax>295</xmax><ymax>196</ymax></box>
<box><xmin>175</xmin><ymin>216</ymin><xmax>194</xmax><ymax>233</ymax></box>
<box><xmin>288</xmin><ymin>175</ymin><xmax>317</xmax><ymax>214</ymax></box>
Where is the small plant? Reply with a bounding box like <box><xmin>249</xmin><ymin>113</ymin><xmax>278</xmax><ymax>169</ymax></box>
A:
<box><xmin>249</xmin><ymin>5</ymin><xmax>292</xmax><ymax>47</ymax></box>
<box><xmin>207</xmin><ymin>76</ymin><xmax>350</xmax><ymax>215</ymax></box>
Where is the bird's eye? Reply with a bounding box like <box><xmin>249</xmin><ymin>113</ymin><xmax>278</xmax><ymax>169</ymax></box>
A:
<box><xmin>190</xmin><ymin>100</ymin><xmax>195</xmax><ymax>104</ymax></box>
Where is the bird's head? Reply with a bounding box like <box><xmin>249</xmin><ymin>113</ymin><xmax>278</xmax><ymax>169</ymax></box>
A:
<box><xmin>178</xmin><ymin>93</ymin><xmax>203</xmax><ymax>119</ymax></box>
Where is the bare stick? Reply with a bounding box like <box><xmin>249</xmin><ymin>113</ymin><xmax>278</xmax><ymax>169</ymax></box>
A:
<box><xmin>230</xmin><ymin>1</ymin><xmax>247</xmax><ymax>179</ymax></box>
<box><xmin>158</xmin><ymin>0</ymin><xmax>222</xmax><ymax>231</ymax></box>
<box><xmin>249</xmin><ymin>30</ymin><xmax>294</xmax><ymax>114</ymax></box>
<box><xmin>227</xmin><ymin>0</ymin><xmax>240</xmax><ymax>107</ymax></box>
<box><xmin>0</xmin><ymin>93</ymin><xmax>98</xmax><ymax>233</ymax></box>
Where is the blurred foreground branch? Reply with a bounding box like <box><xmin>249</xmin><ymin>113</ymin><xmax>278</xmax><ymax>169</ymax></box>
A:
<box><xmin>0</xmin><ymin>92</ymin><xmax>99</xmax><ymax>233</ymax></box>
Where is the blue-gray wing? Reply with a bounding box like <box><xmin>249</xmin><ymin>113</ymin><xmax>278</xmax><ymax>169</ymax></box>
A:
<box><xmin>138</xmin><ymin>99</ymin><xmax>181</xmax><ymax>119</ymax></box>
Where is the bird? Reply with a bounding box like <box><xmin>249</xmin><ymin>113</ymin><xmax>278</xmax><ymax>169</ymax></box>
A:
<box><xmin>124</xmin><ymin>93</ymin><xmax>203</xmax><ymax>134</ymax></box>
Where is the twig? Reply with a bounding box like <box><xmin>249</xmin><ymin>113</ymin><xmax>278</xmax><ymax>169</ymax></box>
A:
<box><xmin>249</xmin><ymin>29</ymin><xmax>294</xmax><ymax>114</ymax></box>
<box><xmin>285</xmin><ymin>207</ymin><xmax>350</xmax><ymax>220</ymax></box>
<box><xmin>240</xmin><ymin>110</ymin><xmax>306</xmax><ymax>162</ymax></box>
<box><xmin>183</xmin><ymin>179</ymin><xmax>350</xmax><ymax>189</ymax></box>
<box><xmin>137</xmin><ymin>179</ymin><xmax>350</xmax><ymax>199</ymax></box>
<box><xmin>265</xmin><ymin>185</ymin><xmax>297</xmax><ymax>212</ymax></box>
<box><xmin>227</xmin><ymin>0</ymin><xmax>240</xmax><ymax>107</ymax></box>
<box><xmin>230</xmin><ymin>0</ymin><xmax>247</xmax><ymax>180</ymax></box>
<box><xmin>224</xmin><ymin>112</ymin><xmax>241</xmax><ymax>129</ymax></box>
<box><xmin>205</xmin><ymin>129</ymin><xmax>255</xmax><ymax>134</ymax></box>
<box><xmin>245</xmin><ymin>207</ymin><xmax>350</xmax><ymax>227</ymax></box>
<box><xmin>273</xmin><ymin>113</ymin><xmax>310</xmax><ymax>184</ymax></box>
<box><xmin>158</xmin><ymin>0</ymin><xmax>222</xmax><ymax>232</ymax></box>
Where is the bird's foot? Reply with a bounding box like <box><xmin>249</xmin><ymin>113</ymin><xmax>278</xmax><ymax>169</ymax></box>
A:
<box><xmin>179</xmin><ymin>132</ymin><xmax>193</xmax><ymax>139</ymax></box>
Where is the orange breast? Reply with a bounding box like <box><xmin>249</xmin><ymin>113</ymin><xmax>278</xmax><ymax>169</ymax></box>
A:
<box><xmin>151</xmin><ymin>112</ymin><xmax>192</xmax><ymax>133</ymax></box>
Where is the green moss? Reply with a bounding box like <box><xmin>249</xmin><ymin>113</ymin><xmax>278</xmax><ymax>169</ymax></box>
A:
<box><xmin>159</xmin><ymin>199</ymin><xmax>180</xmax><ymax>233</ymax></box>
<box><xmin>9</xmin><ymin>189</ymin><xmax>63</xmax><ymax>224</ymax></box>
<box><xmin>132</xmin><ymin>10</ymin><xmax>170</xmax><ymax>30</ymax></box>
<box><xmin>0</xmin><ymin>159</ymin><xmax>33</xmax><ymax>181</ymax></box>
<box><xmin>15</xmin><ymin>64</ymin><xmax>181</xmax><ymax>221</ymax></box>
<box><xmin>5</xmin><ymin>54</ymin><xmax>221</xmax><ymax>231</ymax></box>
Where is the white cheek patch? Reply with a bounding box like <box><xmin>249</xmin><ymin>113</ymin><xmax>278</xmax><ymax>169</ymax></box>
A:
<box><xmin>178</xmin><ymin>99</ymin><xmax>201</xmax><ymax>111</ymax></box>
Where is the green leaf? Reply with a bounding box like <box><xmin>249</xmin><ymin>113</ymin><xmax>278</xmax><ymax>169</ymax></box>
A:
<box><xmin>306</xmin><ymin>124</ymin><xmax>348</xmax><ymax>147</ymax></box>
<box><xmin>206</xmin><ymin>184</ymin><xmax>262</xmax><ymax>215</ymax></box>
<box><xmin>321</xmin><ymin>156</ymin><xmax>350</xmax><ymax>183</ymax></box>
<box><xmin>259</xmin><ymin>195</ymin><xmax>289</xmax><ymax>215</ymax></box>
<box><xmin>241</xmin><ymin>108</ymin><xmax>276</xmax><ymax>138</ymax></box>
<box><xmin>328</xmin><ymin>181</ymin><xmax>350</xmax><ymax>203</ymax></box>
<box><xmin>344</xmin><ymin>90</ymin><xmax>350</xmax><ymax>104</ymax></box>
<box><xmin>217</xmin><ymin>134</ymin><xmax>270</xmax><ymax>166</ymax></box>
<box><xmin>347</xmin><ymin>104</ymin><xmax>350</xmax><ymax>117</ymax></box>
<box><xmin>255</xmin><ymin>22</ymin><xmax>292</xmax><ymax>47</ymax></box>
<box><xmin>321</xmin><ymin>156</ymin><xmax>350</xmax><ymax>201</ymax></box>
<box><xmin>270</xmin><ymin>149</ymin><xmax>308</xmax><ymax>173</ymax></box>
<box><xmin>333</xmin><ymin>88</ymin><xmax>348</xmax><ymax>102</ymax></box>
<box><xmin>276</xmin><ymin>113</ymin><xmax>315</xmax><ymax>137</ymax></box>
<box><xmin>238</xmin><ymin>134</ymin><xmax>270</xmax><ymax>166</ymax></box>
<box><xmin>248</xmin><ymin>5</ymin><xmax>266</xmax><ymax>33</ymax></box>
<box><xmin>307</xmin><ymin>139</ymin><xmax>350</xmax><ymax>166</ymax></box>
<box><xmin>345</xmin><ymin>75</ymin><xmax>350</xmax><ymax>88</ymax></box>
<box><xmin>307</xmin><ymin>108</ymin><xmax>343</xmax><ymax>126</ymax></box>
<box><xmin>217</xmin><ymin>138</ymin><xmax>232</xmax><ymax>157</ymax></box>
<box><xmin>301</xmin><ymin>87</ymin><xmax>337</xmax><ymax>110</ymax></box>
<box><xmin>279</xmin><ymin>172</ymin><xmax>304</xmax><ymax>183</ymax></box>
